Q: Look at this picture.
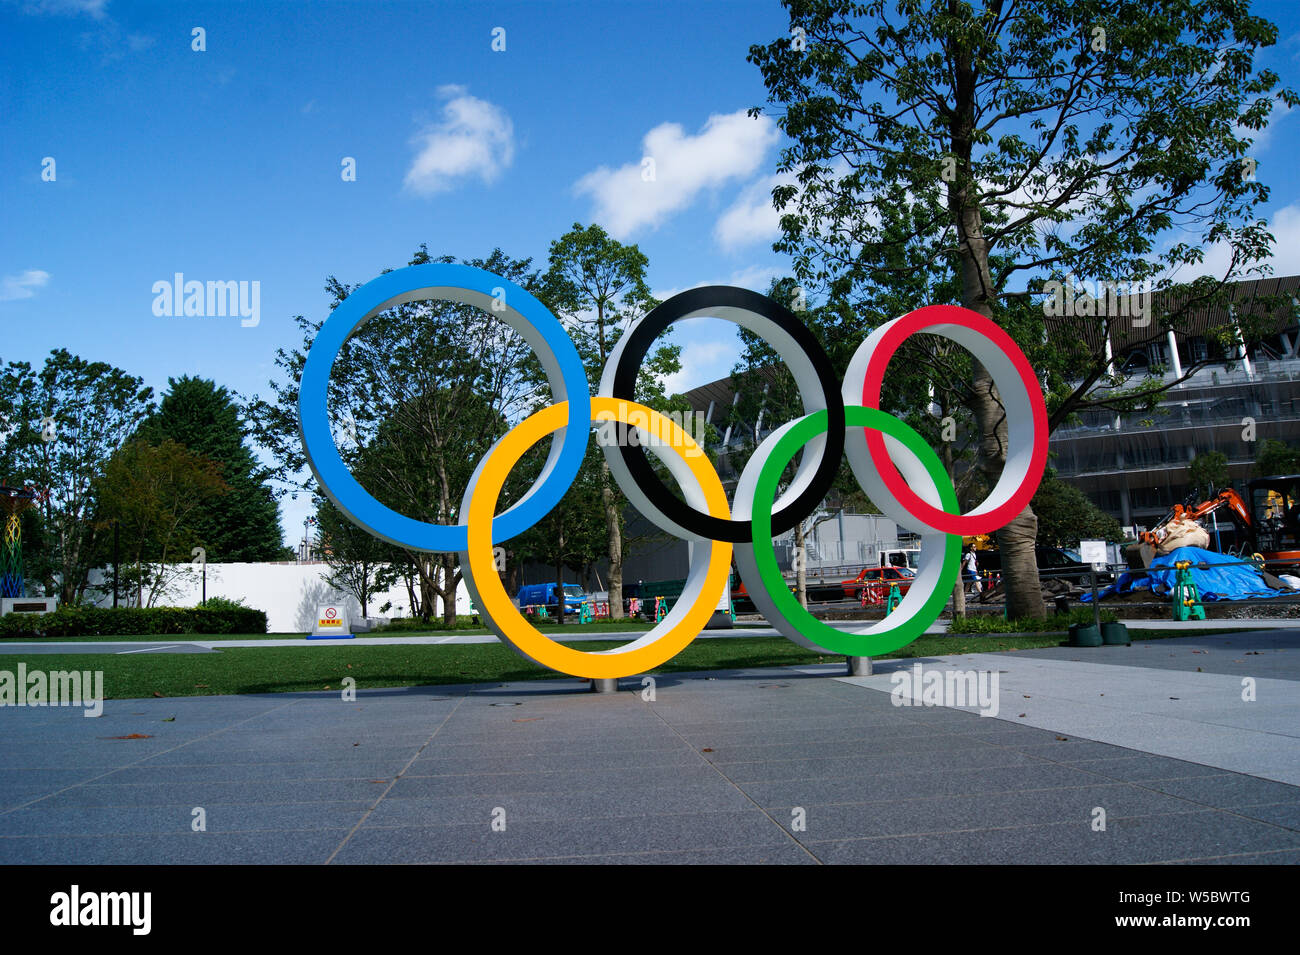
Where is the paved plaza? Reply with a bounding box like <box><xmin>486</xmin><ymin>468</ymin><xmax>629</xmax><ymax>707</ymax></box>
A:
<box><xmin>0</xmin><ymin>631</ymin><xmax>1297</xmax><ymax>864</ymax></box>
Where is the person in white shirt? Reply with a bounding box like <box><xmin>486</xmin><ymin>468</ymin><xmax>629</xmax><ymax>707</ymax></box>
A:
<box><xmin>963</xmin><ymin>547</ymin><xmax>982</xmax><ymax>596</ymax></box>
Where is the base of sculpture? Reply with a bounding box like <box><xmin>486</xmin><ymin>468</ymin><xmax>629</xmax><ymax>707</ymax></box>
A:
<box><xmin>846</xmin><ymin>655</ymin><xmax>872</xmax><ymax>676</ymax></box>
<box><xmin>589</xmin><ymin>678</ymin><xmax>619</xmax><ymax>693</ymax></box>
<box><xmin>703</xmin><ymin>609</ymin><xmax>734</xmax><ymax>629</ymax></box>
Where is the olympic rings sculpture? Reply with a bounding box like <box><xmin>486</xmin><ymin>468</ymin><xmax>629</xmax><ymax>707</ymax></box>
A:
<box><xmin>300</xmin><ymin>264</ymin><xmax>1048</xmax><ymax>679</ymax></box>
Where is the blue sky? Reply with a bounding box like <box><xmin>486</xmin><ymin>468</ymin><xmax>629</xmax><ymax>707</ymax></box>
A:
<box><xmin>4</xmin><ymin>0</ymin><xmax>1300</xmax><ymax>547</ymax></box>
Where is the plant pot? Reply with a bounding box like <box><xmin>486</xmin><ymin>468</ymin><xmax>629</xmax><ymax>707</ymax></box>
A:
<box><xmin>1101</xmin><ymin>621</ymin><xmax>1130</xmax><ymax>645</ymax></box>
<box><xmin>1070</xmin><ymin>623</ymin><xmax>1102</xmax><ymax>647</ymax></box>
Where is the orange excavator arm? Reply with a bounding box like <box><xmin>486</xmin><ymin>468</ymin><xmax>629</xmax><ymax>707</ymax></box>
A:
<box><xmin>1139</xmin><ymin>489</ymin><xmax>1253</xmax><ymax>547</ymax></box>
<box><xmin>1129</xmin><ymin>489</ymin><xmax>1255</xmax><ymax>569</ymax></box>
<box><xmin>1185</xmin><ymin>489</ymin><xmax>1252</xmax><ymax>531</ymax></box>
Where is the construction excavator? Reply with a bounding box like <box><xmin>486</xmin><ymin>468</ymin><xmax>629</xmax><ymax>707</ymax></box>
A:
<box><xmin>1126</xmin><ymin>475</ymin><xmax>1300</xmax><ymax>571</ymax></box>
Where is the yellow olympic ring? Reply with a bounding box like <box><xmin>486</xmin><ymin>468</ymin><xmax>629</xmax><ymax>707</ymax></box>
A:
<box><xmin>462</xmin><ymin>397</ymin><xmax>732</xmax><ymax>679</ymax></box>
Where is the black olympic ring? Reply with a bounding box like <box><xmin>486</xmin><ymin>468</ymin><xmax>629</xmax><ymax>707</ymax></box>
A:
<box><xmin>607</xmin><ymin>285</ymin><xmax>846</xmax><ymax>543</ymax></box>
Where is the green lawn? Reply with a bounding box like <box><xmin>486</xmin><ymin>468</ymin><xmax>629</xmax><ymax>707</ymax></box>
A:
<box><xmin>0</xmin><ymin>618</ymin><xmax>773</xmax><ymax>642</ymax></box>
<box><xmin>0</xmin><ymin>632</ymin><xmax>292</xmax><ymax>643</ymax></box>
<box><xmin>0</xmin><ymin>629</ymin><xmax>1231</xmax><ymax>700</ymax></box>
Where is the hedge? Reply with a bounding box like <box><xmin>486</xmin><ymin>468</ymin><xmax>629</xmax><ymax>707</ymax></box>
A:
<box><xmin>370</xmin><ymin>615</ymin><xmax>481</xmax><ymax>633</ymax></box>
<box><xmin>0</xmin><ymin>604</ymin><xmax>269</xmax><ymax>638</ymax></box>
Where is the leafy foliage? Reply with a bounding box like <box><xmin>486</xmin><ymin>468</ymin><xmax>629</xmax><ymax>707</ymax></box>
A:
<box><xmin>1187</xmin><ymin>450</ymin><xmax>1230</xmax><ymax>497</ymax></box>
<box><xmin>94</xmin><ymin>438</ymin><xmax>228</xmax><ymax>607</ymax></box>
<box><xmin>533</xmin><ymin>223</ymin><xmax>683</xmax><ymax>617</ymax></box>
<box><xmin>747</xmin><ymin>0</ymin><xmax>1296</xmax><ymax>617</ymax></box>
<box><xmin>0</xmin><ymin>349</ymin><xmax>155</xmax><ymax>601</ymax></box>
<box><xmin>249</xmin><ymin>245</ymin><xmax>546</xmax><ymax>623</ymax></box>
<box><xmin>134</xmin><ymin>376</ymin><xmax>284</xmax><ymax>561</ymax></box>
<box><xmin>1031</xmin><ymin>470</ymin><xmax>1123</xmax><ymax>546</ymax></box>
<box><xmin>1254</xmin><ymin>438</ymin><xmax>1300</xmax><ymax>477</ymax></box>
<box><xmin>0</xmin><ymin>603</ymin><xmax>268</xmax><ymax>637</ymax></box>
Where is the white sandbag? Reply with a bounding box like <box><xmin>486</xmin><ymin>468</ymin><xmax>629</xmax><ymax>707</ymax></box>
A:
<box><xmin>1157</xmin><ymin>518</ymin><xmax>1210</xmax><ymax>554</ymax></box>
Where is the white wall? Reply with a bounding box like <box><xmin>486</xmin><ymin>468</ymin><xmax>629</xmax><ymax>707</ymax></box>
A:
<box><xmin>84</xmin><ymin>562</ymin><xmax>472</xmax><ymax>634</ymax></box>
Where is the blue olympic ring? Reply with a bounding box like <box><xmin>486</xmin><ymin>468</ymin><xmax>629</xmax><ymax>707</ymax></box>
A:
<box><xmin>297</xmin><ymin>263</ymin><xmax>591</xmax><ymax>551</ymax></box>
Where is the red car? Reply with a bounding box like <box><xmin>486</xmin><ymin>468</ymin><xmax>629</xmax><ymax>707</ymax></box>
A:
<box><xmin>841</xmin><ymin>565</ymin><xmax>916</xmax><ymax>602</ymax></box>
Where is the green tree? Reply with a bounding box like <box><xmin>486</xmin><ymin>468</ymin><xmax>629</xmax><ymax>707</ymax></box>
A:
<box><xmin>725</xmin><ymin>277</ymin><xmax>860</xmax><ymax>608</ymax></box>
<box><xmin>508</xmin><ymin>442</ymin><xmax>608</xmax><ymax>625</ymax></box>
<box><xmin>0</xmin><ymin>349</ymin><xmax>155</xmax><ymax>602</ymax></box>
<box><xmin>1188</xmin><ymin>450</ymin><xmax>1230</xmax><ymax>497</ymax></box>
<box><xmin>749</xmin><ymin>0</ymin><xmax>1296</xmax><ymax>618</ymax></box>
<box><xmin>134</xmin><ymin>376</ymin><xmax>284</xmax><ymax>562</ymax></box>
<box><xmin>1255</xmin><ymin>438</ymin><xmax>1300</xmax><ymax>478</ymax></box>
<box><xmin>538</xmin><ymin>223</ymin><xmax>679</xmax><ymax>619</ymax></box>
<box><xmin>315</xmin><ymin>495</ymin><xmax>391</xmax><ymax>619</ymax></box>
<box><xmin>248</xmin><ymin>245</ymin><xmax>539</xmax><ymax>626</ymax></box>
<box><xmin>1031</xmin><ymin>470</ymin><xmax>1122</xmax><ymax>547</ymax></box>
<box><xmin>93</xmin><ymin>439</ymin><xmax>228</xmax><ymax>606</ymax></box>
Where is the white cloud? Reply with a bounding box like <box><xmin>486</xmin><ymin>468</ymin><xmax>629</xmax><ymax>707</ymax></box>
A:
<box><xmin>1237</xmin><ymin>102</ymin><xmax>1293</xmax><ymax>151</ymax></box>
<box><xmin>0</xmin><ymin>269</ymin><xmax>50</xmax><ymax>301</ymax></box>
<box><xmin>725</xmin><ymin>264</ymin><xmax>783</xmax><ymax>293</ymax></box>
<box><xmin>15</xmin><ymin>0</ymin><xmax>107</xmax><ymax>17</ymax></box>
<box><xmin>652</xmin><ymin>265</ymin><xmax>787</xmax><ymax>304</ymax></box>
<box><xmin>660</xmin><ymin>338</ymin><xmax>740</xmax><ymax>395</ymax></box>
<box><xmin>404</xmin><ymin>86</ymin><xmax>514</xmax><ymax>196</ymax></box>
<box><xmin>575</xmin><ymin>110</ymin><xmax>779</xmax><ymax>237</ymax></box>
<box><xmin>1171</xmin><ymin>202</ymin><xmax>1300</xmax><ymax>282</ymax></box>
<box><xmin>15</xmin><ymin>0</ymin><xmax>154</xmax><ymax>58</ymax></box>
<box><xmin>715</xmin><ymin>171</ymin><xmax>798</xmax><ymax>251</ymax></box>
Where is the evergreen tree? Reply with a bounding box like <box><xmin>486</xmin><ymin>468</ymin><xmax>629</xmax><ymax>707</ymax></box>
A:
<box><xmin>135</xmin><ymin>376</ymin><xmax>284</xmax><ymax>561</ymax></box>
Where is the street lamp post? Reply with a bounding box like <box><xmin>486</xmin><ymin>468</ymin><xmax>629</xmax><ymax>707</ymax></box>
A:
<box><xmin>303</xmin><ymin>516</ymin><xmax>317</xmax><ymax>562</ymax></box>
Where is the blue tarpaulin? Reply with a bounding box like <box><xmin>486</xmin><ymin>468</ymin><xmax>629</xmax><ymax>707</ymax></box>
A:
<box><xmin>1082</xmin><ymin>546</ymin><xmax>1293</xmax><ymax>602</ymax></box>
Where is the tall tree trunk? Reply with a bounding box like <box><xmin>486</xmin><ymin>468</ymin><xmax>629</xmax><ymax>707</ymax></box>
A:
<box><xmin>970</xmin><ymin>359</ymin><xmax>1045</xmax><ymax>618</ymax></box>
<box><xmin>595</xmin><ymin>301</ymin><xmax>624</xmax><ymax>620</ymax></box>
<box><xmin>553</xmin><ymin>559</ymin><xmax>565</xmax><ymax>626</ymax></box>
<box><xmin>505</xmin><ymin>557</ymin><xmax>519</xmax><ymax>598</ymax></box>
<box><xmin>360</xmin><ymin>562</ymin><xmax>369</xmax><ymax>619</ymax></box>
<box><xmin>602</xmin><ymin>462</ymin><xmax>624</xmax><ymax>619</ymax></box>
<box><xmin>404</xmin><ymin>565</ymin><xmax>418</xmax><ymax>618</ymax></box>
<box><xmin>948</xmin><ymin>25</ymin><xmax>1045</xmax><ymax>619</ymax></box>
<box><xmin>441</xmin><ymin>555</ymin><xmax>459</xmax><ymax>627</ymax></box>
<box><xmin>417</xmin><ymin>555</ymin><xmax>436</xmax><ymax>621</ymax></box>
